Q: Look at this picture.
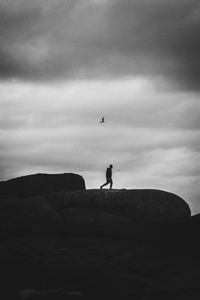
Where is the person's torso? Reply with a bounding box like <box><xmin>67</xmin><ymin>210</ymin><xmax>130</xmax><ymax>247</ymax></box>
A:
<box><xmin>106</xmin><ymin>167</ymin><xmax>112</xmax><ymax>178</ymax></box>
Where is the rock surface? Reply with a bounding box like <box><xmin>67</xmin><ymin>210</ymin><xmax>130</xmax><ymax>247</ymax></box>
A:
<box><xmin>0</xmin><ymin>184</ymin><xmax>197</xmax><ymax>299</ymax></box>
<box><xmin>0</xmin><ymin>189</ymin><xmax>191</xmax><ymax>238</ymax></box>
<box><xmin>45</xmin><ymin>189</ymin><xmax>190</xmax><ymax>222</ymax></box>
<box><xmin>0</xmin><ymin>236</ymin><xmax>199</xmax><ymax>299</ymax></box>
<box><xmin>0</xmin><ymin>173</ymin><xmax>85</xmax><ymax>198</ymax></box>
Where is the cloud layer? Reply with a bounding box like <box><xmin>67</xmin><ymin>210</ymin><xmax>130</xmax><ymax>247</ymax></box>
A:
<box><xmin>0</xmin><ymin>0</ymin><xmax>200</xmax><ymax>89</ymax></box>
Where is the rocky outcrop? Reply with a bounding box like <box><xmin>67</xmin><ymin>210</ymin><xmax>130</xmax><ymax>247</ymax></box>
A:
<box><xmin>46</xmin><ymin>189</ymin><xmax>191</xmax><ymax>221</ymax></box>
<box><xmin>0</xmin><ymin>173</ymin><xmax>85</xmax><ymax>198</ymax></box>
<box><xmin>0</xmin><ymin>189</ymin><xmax>191</xmax><ymax>238</ymax></box>
<box><xmin>176</xmin><ymin>213</ymin><xmax>200</xmax><ymax>248</ymax></box>
<box><xmin>0</xmin><ymin>190</ymin><xmax>196</xmax><ymax>300</ymax></box>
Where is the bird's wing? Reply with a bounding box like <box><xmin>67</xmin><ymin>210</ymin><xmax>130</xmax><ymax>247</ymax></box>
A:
<box><xmin>99</xmin><ymin>117</ymin><xmax>105</xmax><ymax>123</ymax></box>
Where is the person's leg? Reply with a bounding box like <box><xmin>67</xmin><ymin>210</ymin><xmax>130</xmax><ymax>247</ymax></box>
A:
<box><xmin>109</xmin><ymin>179</ymin><xmax>113</xmax><ymax>189</ymax></box>
<box><xmin>100</xmin><ymin>180</ymin><xmax>109</xmax><ymax>189</ymax></box>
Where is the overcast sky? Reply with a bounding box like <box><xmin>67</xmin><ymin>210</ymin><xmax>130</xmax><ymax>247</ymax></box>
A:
<box><xmin>0</xmin><ymin>0</ymin><xmax>200</xmax><ymax>214</ymax></box>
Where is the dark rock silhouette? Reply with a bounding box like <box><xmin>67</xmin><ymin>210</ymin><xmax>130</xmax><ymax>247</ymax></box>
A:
<box><xmin>0</xmin><ymin>189</ymin><xmax>190</xmax><ymax>238</ymax></box>
<box><xmin>0</xmin><ymin>173</ymin><xmax>85</xmax><ymax>198</ymax></box>
<box><xmin>0</xmin><ymin>186</ymin><xmax>199</xmax><ymax>299</ymax></box>
<box><xmin>189</xmin><ymin>213</ymin><xmax>200</xmax><ymax>224</ymax></box>
<box><xmin>51</xmin><ymin>189</ymin><xmax>190</xmax><ymax>222</ymax></box>
<box><xmin>177</xmin><ymin>213</ymin><xmax>200</xmax><ymax>249</ymax></box>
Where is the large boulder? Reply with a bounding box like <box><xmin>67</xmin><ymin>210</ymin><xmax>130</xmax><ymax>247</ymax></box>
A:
<box><xmin>0</xmin><ymin>173</ymin><xmax>85</xmax><ymax>198</ymax></box>
<box><xmin>0</xmin><ymin>189</ymin><xmax>191</xmax><ymax>238</ymax></box>
<box><xmin>45</xmin><ymin>189</ymin><xmax>191</xmax><ymax>222</ymax></box>
<box><xmin>177</xmin><ymin>213</ymin><xmax>200</xmax><ymax>249</ymax></box>
<box><xmin>0</xmin><ymin>195</ymin><xmax>61</xmax><ymax>237</ymax></box>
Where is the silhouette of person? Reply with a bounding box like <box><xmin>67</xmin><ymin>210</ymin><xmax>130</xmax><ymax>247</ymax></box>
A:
<box><xmin>100</xmin><ymin>164</ymin><xmax>113</xmax><ymax>189</ymax></box>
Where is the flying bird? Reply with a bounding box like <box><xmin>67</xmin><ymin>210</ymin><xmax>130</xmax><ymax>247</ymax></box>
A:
<box><xmin>100</xmin><ymin>117</ymin><xmax>105</xmax><ymax>123</ymax></box>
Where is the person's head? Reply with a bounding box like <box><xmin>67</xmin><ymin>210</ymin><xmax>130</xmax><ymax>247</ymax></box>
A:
<box><xmin>110</xmin><ymin>164</ymin><xmax>113</xmax><ymax>169</ymax></box>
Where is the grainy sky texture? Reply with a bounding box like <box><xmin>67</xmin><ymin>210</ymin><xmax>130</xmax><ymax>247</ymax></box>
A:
<box><xmin>0</xmin><ymin>0</ymin><xmax>200</xmax><ymax>213</ymax></box>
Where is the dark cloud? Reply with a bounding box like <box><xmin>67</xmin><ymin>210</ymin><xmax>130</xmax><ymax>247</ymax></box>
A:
<box><xmin>0</xmin><ymin>0</ymin><xmax>200</xmax><ymax>90</ymax></box>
